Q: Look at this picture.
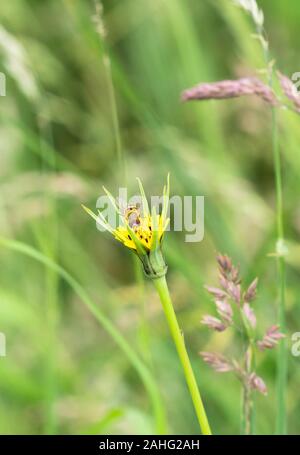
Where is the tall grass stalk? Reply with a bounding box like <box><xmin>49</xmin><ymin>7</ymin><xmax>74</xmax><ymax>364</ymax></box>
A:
<box><xmin>93</xmin><ymin>0</ymin><xmax>153</xmax><ymax>369</ymax></box>
<box><xmin>239</xmin><ymin>1</ymin><xmax>287</xmax><ymax>433</ymax></box>
<box><xmin>103</xmin><ymin>52</ymin><xmax>126</xmax><ymax>180</ymax></box>
<box><xmin>242</xmin><ymin>349</ymin><xmax>253</xmax><ymax>435</ymax></box>
<box><xmin>241</xmin><ymin>343</ymin><xmax>256</xmax><ymax>435</ymax></box>
<box><xmin>154</xmin><ymin>276</ymin><xmax>212</xmax><ymax>435</ymax></box>
<box><xmin>36</xmin><ymin>103</ymin><xmax>59</xmax><ymax>435</ymax></box>
<box><xmin>257</xmin><ymin>24</ymin><xmax>287</xmax><ymax>434</ymax></box>
<box><xmin>271</xmin><ymin>106</ymin><xmax>287</xmax><ymax>434</ymax></box>
<box><xmin>93</xmin><ymin>0</ymin><xmax>127</xmax><ymax>183</ymax></box>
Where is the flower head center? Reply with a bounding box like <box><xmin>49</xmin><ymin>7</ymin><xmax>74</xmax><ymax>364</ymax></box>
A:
<box><xmin>125</xmin><ymin>204</ymin><xmax>142</xmax><ymax>229</ymax></box>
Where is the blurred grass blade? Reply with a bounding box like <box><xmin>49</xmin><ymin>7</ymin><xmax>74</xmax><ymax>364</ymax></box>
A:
<box><xmin>0</xmin><ymin>236</ymin><xmax>167</xmax><ymax>435</ymax></box>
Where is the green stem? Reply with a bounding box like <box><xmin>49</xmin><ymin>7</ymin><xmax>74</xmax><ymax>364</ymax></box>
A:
<box><xmin>257</xmin><ymin>24</ymin><xmax>286</xmax><ymax>433</ymax></box>
<box><xmin>276</xmin><ymin>258</ymin><xmax>287</xmax><ymax>434</ymax></box>
<box><xmin>36</xmin><ymin>109</ymin><xmax>59</xmax><ymax>434</ymax></box>
<box><xmin>271</xmin><ymin>107</ymin><xmax>287</xmax><ymax>435</ymax></box>
<box><xmin>153</xmin><ymin>276</ymin><xmax>212</xmax><ymax>435</ymax></box>
<box><xmin>250</xmin><ymin>341</ymin><xmax>257</xmax><ymax>434</ymax></box>
<box><xmin>93</xmin><ymin>0</ymin><xmax>127</xmax><ymax>183</ymax></box>
<box><xmin>239</xmin><ymin>302</ymin><xmax>256</xmax><ymax>435</ymax></box>
<box><xmin>242</xmin><ymin>345</ymin><xmax>253</xmax><ymax>435</ymax></box>
<box><xmin>103</xmin><ymin>55</ymin><xmax>127</xmax><ymax>183</ymax></box>
<box><xmin>271</xmin><ymin>109</ymin><xmax>284</xmax><ymax>240</ymax></box>
<box><xmin>242</xmin><ymin>383</ymin><xmax>252</xmax><ymax>435</ymax></box>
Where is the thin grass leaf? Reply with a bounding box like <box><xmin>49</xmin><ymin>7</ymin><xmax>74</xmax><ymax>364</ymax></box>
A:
<box><xmin>136</xmin><ymin>177</ymin><xmax>150</xmax><ymax>216</ymax></box>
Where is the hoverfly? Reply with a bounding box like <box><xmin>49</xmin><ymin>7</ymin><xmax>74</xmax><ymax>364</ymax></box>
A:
<box><xmin>117</xmin><ymin>199</ymin><xmax>142</xmax><ymax>230</ymax></box>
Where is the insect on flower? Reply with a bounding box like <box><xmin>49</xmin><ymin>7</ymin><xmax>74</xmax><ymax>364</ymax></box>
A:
<box><xmin>124</xmin><ymin>203</ymin><xmax>141</xmax><ymax>229</ymax></box>
<box><xmin>82</xmin><ymin>175</ymin><xmax>170</xmax><ymax>279</ymax></box>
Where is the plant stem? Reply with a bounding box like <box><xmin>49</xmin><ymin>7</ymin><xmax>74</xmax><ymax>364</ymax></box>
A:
<box><xmin>103</xmin><ymin>54</ymin><xmax>127</xmax><ymax>183</ymax></box>
<box><xmin>257</xmin><ymin>21</ymin><xmax>287</xmax><ymax>432</ymax></box>
<box><xmin>272</xmin><ymin>107</ymin><xmax>287</xmax><ymax>435</ymax></box>
<box><xmin>242</xmin><ymin>384</ymin><xmax>252</xmax><ymax>435</ymax></box>
<box><xmin>93</xmin><ymin>0</ymin><xmax>127</xmax><ymax>183</ymax></box>
<box><xmin>250</xmin><ymin>342</ymin><xmax>257</xmax><ymax>434</ymax></box>
<box><xmin>271</xmin><ymin>108</ymin><xmax>284</xmax><ymax>245</ymax></box>
<box><xmin>36</xmin><ymin>110</ymin><xmax>59</xmax><ymax>434</ymax></box>
<box><xmin>242</xmin><ymin>346</ymin><xmax>253</xmax><ymax>435</ymax></box>
<box><xmin>153</xmin><ymin>275</ymin><xmax>212</xmax><ymax>435</ymax></box>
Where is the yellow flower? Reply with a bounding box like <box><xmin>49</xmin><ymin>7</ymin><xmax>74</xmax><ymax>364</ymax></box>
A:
<box><xmin>82</xmin><ymin>175</ymin><xmax>170</xmax><ymax>279</ymax></box>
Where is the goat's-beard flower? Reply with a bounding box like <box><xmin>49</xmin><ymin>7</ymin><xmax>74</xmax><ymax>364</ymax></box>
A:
<box><xmin>82</xmin><ymin>175</ymin><xmax>212</xmax><ymax>434</ymax></box>
<box><xmin>82</xmin><ymin>176</ymin><xmax>170</xmax><ymax>279</ymax></box>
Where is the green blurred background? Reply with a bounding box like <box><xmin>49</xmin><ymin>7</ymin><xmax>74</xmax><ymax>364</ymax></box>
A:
<box><xmin>0</xmin><ymin>0</ymin><xmax>299</xmax><ymax>435</ymax></box>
